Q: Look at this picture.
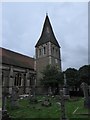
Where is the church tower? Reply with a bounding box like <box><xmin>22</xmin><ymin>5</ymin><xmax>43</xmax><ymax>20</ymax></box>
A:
<box><xmin>35</xmin><ymin>14</ymin><xmax>62</xmax><ymax>87</ymax></box>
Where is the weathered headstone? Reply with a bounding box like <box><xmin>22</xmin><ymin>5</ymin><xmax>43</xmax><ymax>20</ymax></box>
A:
<box><xmin>60</xmin><ymin>90</ymin><xmax>68</xmax><ymax>120</ymax></box>
<box><xmin>81</xmin><ymin>82</ymin><xmax>88</xmax><ymax>99</ymax></box>
<box><xmin>2</xmin><ymin>94</ymin><xmax>7</xmax><ymax>111</ymax></box>
<box><xmin>10</xmin><ymin>86</ymin><xmax>19</xmax><ymax>109</ymax></box>
<box><xmin>81</xmin><ymin>82</ymin><xmax>90</xmax><ymax>108</ymax></box>
<box><xmin>42</xmin><ymin>98</ymin><xmax>51</xmax><ymax>107</ymax></box>
<box><xmin>2</xmin><ymin>110</ymin><xmax>11</xmax><ymax>120</ymax></box>
<box><xmin>29</xmin><ymin>88</ymin><xmax>32</xmax><ymax>99</ymax></box>
<box><xmin>48</xmin><ymin>86</ymin><xmax>52</xmax><ymax>96</ymax></box>
<box><xmin>81</xmin><ymin>82</ymin><xmax>90</xmax><ymax>117</ymax></box>
<box><xmin>2</xmin><ymin>87</ymin><xmax>10</xmax><ymax>119</ymax></box>
<box><xmin>29</xmin><ymin>88</ymin><xmax>37</xmax><ymax>104</ymax></box>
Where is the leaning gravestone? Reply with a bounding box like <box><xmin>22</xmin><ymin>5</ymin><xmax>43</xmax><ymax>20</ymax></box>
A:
<box><xmin>10</xmin><ymin>86</ymin><xmax>19</xmax><ymax>109</ymax></box>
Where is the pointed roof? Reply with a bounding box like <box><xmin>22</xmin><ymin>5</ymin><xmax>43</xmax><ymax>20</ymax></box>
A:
<box><xmin>35</xmin><ymin>15</ymin><xmax>60</xmax><ymax>48</ymax></box>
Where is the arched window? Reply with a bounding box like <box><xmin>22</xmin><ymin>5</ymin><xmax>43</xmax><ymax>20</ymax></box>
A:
<box><xmin>39</xmin><ymin>48</ymin><xmax>42</xmax><ymax>56</ymax></box>
<box><xmin>43</xmin><ymin>46</ymin><xmax>46</xmax><ymax>54</ymax></box>
<box><xmin>14</xmin><ymin>73</ymin><xmax>21</xmax><ymax>86</ymax></box>
<box><xmin>52</xmin><ymin>47</ymin><xmax>54</xmax><ymax>54</ymax></box>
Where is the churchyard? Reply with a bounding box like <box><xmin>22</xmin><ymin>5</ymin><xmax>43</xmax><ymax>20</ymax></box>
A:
<box><xmin>2</xmin><ymin>75</ymin><xmax>90</xmax><ymax>120</ymax></box>
<box><xmin>2</xmin><ymin>67</ymin><xmax>90</xmax><ymax>120</ymax></box>
<box><xmin>5</xmin><ymin>95</ymin><xmax>90</xmax><ymax>119</ymax></box>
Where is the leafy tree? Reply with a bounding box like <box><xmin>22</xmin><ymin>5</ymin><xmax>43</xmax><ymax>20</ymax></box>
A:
<box><xmin>64</xmin><ymin>68</ymin><xmax>78</xmax><ymax>90</ymax></box>
<box><xmin>40</xmin><ymin>64</ymin><xmax>90</xmax><ymax>93</ymax></box>
<box><xmin>41</xmin><ymin>65</ymin><xmax>63</xmax><ymax>94</ymax></box>
<box><xmin>78</xmin><ymin>65</ymin><xmax>90</xmax><ymax>85</ymax></box>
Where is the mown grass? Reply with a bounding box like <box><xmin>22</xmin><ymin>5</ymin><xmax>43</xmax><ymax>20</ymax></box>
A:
<box><xmin>66</xmin><ymin>97</ymin><xmax>89</xmax><ymax>118</ymax></box>
<box><xmin>6</xmin><ymin>96</ymin><xmax>89</xmax><ymax>119</ymax></box>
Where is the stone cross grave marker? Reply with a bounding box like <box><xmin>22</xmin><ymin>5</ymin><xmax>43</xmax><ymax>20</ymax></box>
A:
<box><xmin>59</xmin><ymin>90</ymin><xmax>68</xmax><ymax>120</ymax></box>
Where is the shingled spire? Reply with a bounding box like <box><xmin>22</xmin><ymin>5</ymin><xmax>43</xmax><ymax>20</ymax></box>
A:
<box><xmin>35</xmin><ymin>15</ymin><xmax>62</xmax><ymax>93</ymax></box>
<box><xmin>35</xmin><ymin>14</ymin><xmax>60</xmax><ymax>48</ymax></box>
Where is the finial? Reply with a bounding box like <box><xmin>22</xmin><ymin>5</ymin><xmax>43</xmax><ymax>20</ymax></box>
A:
<box><xmin>46</xmin><ymin>12</ymin><xmax>48</xmax><ymax>16</ymax></box>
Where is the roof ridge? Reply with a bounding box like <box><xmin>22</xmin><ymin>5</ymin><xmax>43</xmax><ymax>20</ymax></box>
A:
<box><xmin>1</xmin><ymin>47</ymin><xmax>34</xmax><ymax>60</ymax></box>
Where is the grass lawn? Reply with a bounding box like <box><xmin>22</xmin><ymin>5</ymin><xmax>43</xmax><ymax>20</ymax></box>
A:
<box><xmin>6</xmin><ymin>96</ymin><xmax>90</xmax><ymax>120</ymax></box>
<box><xmin>66</xmin><ymin>98</ymin><xmax>89</xmax><ymax>118</ymax></box>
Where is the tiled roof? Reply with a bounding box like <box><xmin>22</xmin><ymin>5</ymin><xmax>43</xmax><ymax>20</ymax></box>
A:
<box><xmin>35</xmin><ymin>15</ymin><xmax>60</xmax><ymax>48</ymax></box>
<box><xmin>0</xmin><ymin>47</ymin><xmax>34</xmax><ymax>70</ymax></box>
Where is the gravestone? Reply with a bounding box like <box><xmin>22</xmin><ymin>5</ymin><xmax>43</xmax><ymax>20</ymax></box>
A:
<box><xmin>10</xmin><ymin>86</ymin><xmax>19</xmax><ymax>109</ymax></box>
<box><xmin>29</xmin><ymin>88</ymin><xmax>37</xmax><ymax>104</ymax></box>
<box><xmin>81</xmin><ymin>82</ymin><xmax>90</xmax><ymax>108</ymax></box>
<box><xmin>59</xmin><ymin>90</ymin><xmax>68</xmax><ymax>120</ymax></box>
<box><xmin>29</xmin><ymin>88</ymin><xmax>32</xmax><ymax>99</ymax></box>
<box><xmin>48</xmin><ymin>86</ymin><xmax>52</xmax><ymax>96</ymax></box>
<box><xmin>2</xmin><ymin>94</ymin><xmax>7</xmax><ymax>111</ymax></box>
<box><xmin>2</xmin><ymin>87</ymin><xmax>10</xmax><ymax>119</ymax></box>
<box><xmin>2</xmin><ymin>110</ymin><xmax>11</xmax><ymax>120</ymax></box>
<box><xmin>81</xmin><ymin>82</ymin><xmax>90</xmax><ymax>116</ymax></box>
<box><xmin>41</xmin><ymin>98</ymin><xmax>51</xmax><ymax>107</ymax></box>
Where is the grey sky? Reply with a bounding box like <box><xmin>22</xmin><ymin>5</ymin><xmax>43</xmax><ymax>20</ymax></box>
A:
<box><xmin>1</xmin><ymin>2</ymin><xmax>88</xmax><ymax>71</ymax></box>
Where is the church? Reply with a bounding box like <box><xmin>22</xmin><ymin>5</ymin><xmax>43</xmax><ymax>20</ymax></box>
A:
<box><xmin>0</xmin><ymin>14</ymin><xmax>61</xmax><ymax>95</ymax></box>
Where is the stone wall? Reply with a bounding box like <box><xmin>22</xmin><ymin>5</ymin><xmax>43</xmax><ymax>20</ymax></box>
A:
<box><xmin>2</xmin><ymin>64</ymin><xmax>36</xmax><ymax>95</ymax></box>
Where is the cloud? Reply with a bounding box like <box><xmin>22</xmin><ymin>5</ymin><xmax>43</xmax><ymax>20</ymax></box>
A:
<box><xmin>2</xmin><ymin>2</ymin><xmax>88</xmax><ymax>71</ymax></box>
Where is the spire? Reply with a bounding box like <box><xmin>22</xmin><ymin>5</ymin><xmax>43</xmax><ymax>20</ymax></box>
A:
<box><xmin>35</xmin><ymin>14</ymin><xmax>60</xmax><ymax>48</ymax></box>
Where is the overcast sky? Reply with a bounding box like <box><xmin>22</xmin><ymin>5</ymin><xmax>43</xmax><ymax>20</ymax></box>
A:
<box><xmin>1</xmin><ymin>2</ymin><xmax>88</xmax><ymax>71</ymax></box>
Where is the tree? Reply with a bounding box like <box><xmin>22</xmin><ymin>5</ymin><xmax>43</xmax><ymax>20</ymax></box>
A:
<box><xmin>64</xmin><ymin>68</ymin><xmax>78</xmax><ymax>91</ymax></box>
<box><xmin>78</xmin><ymin>65</ymin><xmax>90</xmax><ymax>85</ymax></box>
<box><xmin>41</xmin><ymin>65</ymin><xmax>63</xmax><ymax>94</ymax></box>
